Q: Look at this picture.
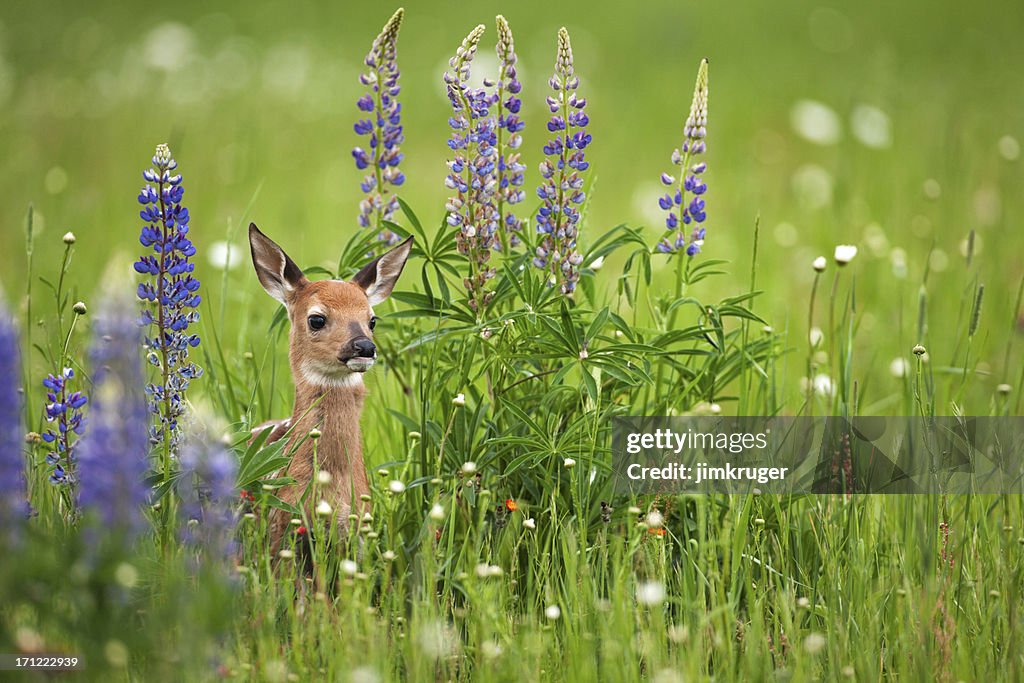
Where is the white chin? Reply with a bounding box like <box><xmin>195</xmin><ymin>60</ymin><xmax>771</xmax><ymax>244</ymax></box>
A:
<box><xmin>345</xmin><ymin>358</ymin><xmax>375</xmax><ymax>373</ymax></box>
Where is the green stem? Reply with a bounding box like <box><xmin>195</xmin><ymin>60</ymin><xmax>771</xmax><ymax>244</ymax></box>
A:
<box><xmin>806</xmin><ymin>272</ymin><xmax>821</xmax><ymax>413</ymax></box>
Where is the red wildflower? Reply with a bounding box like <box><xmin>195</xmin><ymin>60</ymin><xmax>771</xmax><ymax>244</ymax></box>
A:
<box><xmin>505</xmin><ymin>498</ymin><xmax>518</xmax><ymax>512</ymax></box>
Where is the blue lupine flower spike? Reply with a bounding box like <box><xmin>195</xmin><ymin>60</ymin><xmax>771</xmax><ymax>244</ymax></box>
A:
<box><xmin>533</xmin><ymin>28</ymin><xmax>590</xmax><ymax>294</ymax></box>
<box><xmin>42</xmin><ymin>366</ymin><xmax>87</xmax><ymax>487</ymax></box>
<box><xmin>495</xmin><ymin>15</ymin><xmax>526</xmax><ymax>253</ymax></box>
<box><xmin>444</xmin><ymin>24</ymin><xmax>500</xmax><ymax>312</ymax></box>
<box><xmin>180</xmin><ymin>437</ymin><xmax>238</xmax><ymax>566</ymax></box>
<box><xmin>0</xmin><ymin>303</ymin><xmax>27</xmax><ymax>542</ymax></box>
<box><xmin>133</xmin><ymin>143</ymin><xmax>203</xmax><ymax>454</ymax></box>
<box><xmin>76</xmin><ymin>296</ymin><xmax>150</xmax><ymax>546</ymax></box>
<box><xmin>657</xmin><ymin>59</ymin><xmax>709</xmax><ymax>256</ymax></box>
<box><xmin>353</xmin><ymin>8</ymin><xmax>406</xmax><ymax>247</ymax></box>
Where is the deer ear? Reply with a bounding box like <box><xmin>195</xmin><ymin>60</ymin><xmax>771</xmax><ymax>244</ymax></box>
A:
<box><xmin>248</xmin><ymin>223</ymin><xmax>307</xmax><ymax>305</ymax></box>
<box><xmin>351</xmin><ymin>236</ymin><xmax>413</xmax><ymax>306</ymax></box>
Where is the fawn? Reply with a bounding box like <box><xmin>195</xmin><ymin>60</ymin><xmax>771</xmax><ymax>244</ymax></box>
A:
<box><xmin>247</xmin><ymin>223</ymin><xmax>412</xmax><ymax>554</ymax></box>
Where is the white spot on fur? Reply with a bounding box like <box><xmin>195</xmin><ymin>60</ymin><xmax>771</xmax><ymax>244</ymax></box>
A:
<box><xmin>300</xmin><ymin>361</ymin><xmax>367</xmax><ymax>388</ymax></box>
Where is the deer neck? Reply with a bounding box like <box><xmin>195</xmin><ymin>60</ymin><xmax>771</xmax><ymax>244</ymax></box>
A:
<box><xmin>289</xmin><ymin>374</ymin><xmax>367</xmax><ymax>475</ymax></box>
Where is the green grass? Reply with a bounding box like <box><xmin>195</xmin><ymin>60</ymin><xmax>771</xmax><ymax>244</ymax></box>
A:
<box><xmin>1</xmin><ymin>1</ymin><xmax>1024</xmax><ymax>681</ymax></box>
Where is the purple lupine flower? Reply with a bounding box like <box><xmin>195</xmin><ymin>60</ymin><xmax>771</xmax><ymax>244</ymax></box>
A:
<box><xmin>657</xmin><ymin>59</ymin><xmax>709</xmax><ymax>256</ymax></box>
<box><xmin>133</xmin><ymin>143</ymin><xmax>203</xmax><ymax>454</ymax></box>
<box><xmin>495</xmin><ymin>15</ymin><xmax>526</xmax><ymax>252</ymax></box>
<box><xmin>76</xmin><ymin>296</ymin><xmax>150</xmax><ymax>544</ymax></box>
<box><xmin>0</xmin><ymin>304</ymin><xmax>26</xmax><ymax>540</ymax></box>
<box><xmin>179</xmin><ymin>436</ymin><xmax>238</xmax><ymax>564</ymax></box>
<box><xmin>42</xmin><ymin>367</ymin><xmax>87</xmax><ymax>487</ymax></box>
<box><xmin>444</xmin><ymin>24</ymin><xmax>500</xmax><ymax>311</ymax></box>
<box><xmin>353</xmin><ymin>8</ymin><xmax>406</xmax><ymax>247</ymax></box>
<box><xmin>533</xmin><ymin>28</ymin><xmax>590</xmax><ymax>294</ymax></box>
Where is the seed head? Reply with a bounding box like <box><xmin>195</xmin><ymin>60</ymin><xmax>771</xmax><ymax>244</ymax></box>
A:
<box><xmin>813</xmin><ymin>256</ymin><xmax>827</xmax><ymax>272</ymax></box>
<box><xmin>62</xmin><ymin>231</ymin><xmax>76</xmax><ymax>245</ymax></box>
<box><xmin>912</xmin><ymin>344</ymin><xmax>927</xmax><ymax>356</ymax></box>
<box><xmin>72</xmin><ymin>301</ymin><xmax>87</xmax><ymax>315</ymax></box>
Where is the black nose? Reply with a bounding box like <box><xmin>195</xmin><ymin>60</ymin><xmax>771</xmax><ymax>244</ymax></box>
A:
<box><xmin>353</xmin><ymin>338</ymin><xmax>376</xmax><ymax>358</ymax></box>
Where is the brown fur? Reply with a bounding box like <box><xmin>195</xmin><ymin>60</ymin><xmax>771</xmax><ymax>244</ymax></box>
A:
<box><xmin>247</xmin><ymin>223</ymin><xmax>412</xmax><ymax>555</ymax></box>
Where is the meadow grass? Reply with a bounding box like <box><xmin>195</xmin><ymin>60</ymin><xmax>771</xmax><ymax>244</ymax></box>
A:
<box><xmin>1</xmin><ymin>2</ymin><xmax>1024</xmax><ymax>682</ymax></box>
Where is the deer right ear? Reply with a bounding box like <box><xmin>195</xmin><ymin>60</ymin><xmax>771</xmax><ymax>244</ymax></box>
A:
<box><xmin>248</xmin><ymin>223</ymin><xmax>307</xmax><ymax>305</ymax></box>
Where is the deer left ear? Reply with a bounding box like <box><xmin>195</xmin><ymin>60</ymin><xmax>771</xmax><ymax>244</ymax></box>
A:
<box><xmin>352</xmin><ymin>236</ymin><xmax>414</xmax><ymax>306</ymax></box>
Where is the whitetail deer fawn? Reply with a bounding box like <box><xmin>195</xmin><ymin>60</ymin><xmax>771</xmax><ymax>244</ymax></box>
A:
<box><xmin>247</xmin><ymin>223</ymin><xmax>412</xmax><ymax>555</ymax></box>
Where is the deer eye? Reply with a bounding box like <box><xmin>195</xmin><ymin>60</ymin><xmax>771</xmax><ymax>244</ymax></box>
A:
<box><xmin>369</xmin><ymin>316</ymin><xmax>378</xmax><ymax>331</ymax></box>
<box><xmin>308</xmin><ymin>314</ymin><xmax>326</xmax><ymax>331</ymax></box>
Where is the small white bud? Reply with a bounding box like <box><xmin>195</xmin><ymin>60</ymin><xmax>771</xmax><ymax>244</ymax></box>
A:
<box><xmin>62</xmin><ymin>231</ymin><xmax>76</xmax><ymax>244</ymax></box>
<box><xmin>388</xmin><ymin>480</ymin><xmax>406</xmax><ymax>494</ymax></box>
<box><xmin>72</xmin><ymin>301</ymin><xmax>87</xmax><ymax>315</ymax></box>
<box><xmin>278</xmin><ymin>549</ymin><xmax>295</xmax><ymax>560</ymax></box>
<box><xmin>452</xmin><ymin>393</ymin><xmax>466</xmax><ymax>407</ymax></box>
<box><xmin>429</xmin><ymin>503</ymin><xmax>445</xmax><ymax>521</ymax></box>
<box><xmin>523</xmin><ymin>517</ymin><xmax>536</xmax><ymax>530</ymax></box>
<box><xmin>812</xmin><ymin>256</ymin><xmax>827</xmax><ymax>272</ymax></box>
<box><xmin>833</xmin><ymin>245</ymin><xmax>858</xmax><ymax>265</ymax></box>
<box><xmin>316</xmin><ymin>470</ymin><xmax>332</xmax><ymax>485</ymax></box>
<box><xmin>340</xmin><ymin>559</ymin><xmax>358</xmax><ymax>576</ymax></box>
<box><xmin>563</xmin><ymin>457</ymin><xmax>576</xmax><ymax>469</ymax></box>
<box><xmin>461</xmin><ymin>461</ymin><xmax>477</xmax><ymax>475</ymax></box>
<box><xmin>382</xmin><ymin>550</ymin><xmax>397</xmax><ymax>561</ymax></box>
<box><xmin>315</xmin><ymin>500</ymin><xmax>333</xmax><ymax>517</ymax></box>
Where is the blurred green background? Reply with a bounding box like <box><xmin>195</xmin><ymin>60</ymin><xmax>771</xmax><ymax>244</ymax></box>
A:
<box><xmin>1</xmin><ymin>0</ymin><xmax>1022</xmax><ymax>409</ymax></box>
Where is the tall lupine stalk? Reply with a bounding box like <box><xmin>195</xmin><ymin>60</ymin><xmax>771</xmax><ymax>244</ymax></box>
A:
<box><xmin>41</xmin><ymin>234</ymin><xmax>88</xmax><ymax>493</ymax></box>
<box><xmin>657</xmin><ymin>59</ymin><xmax>709</xmax><ymax>296</ymax></box>
<box><xmin>494</xmin><ymin>15</ymin><xmax>526</xmax><ymax>254</ymax></box>
<box><xmin>0</xmin><ymin>303</ymin><xmax>26</xmax><ymax>544</ymax></box>
<box><xmin>77</xmin><ymin>296</ymin><xmax>149</xmax><ymax>547</ymax></box>
<box><xmin>444</xmin><ymin>25</ymin><xmax>500</xmax><ymax>313</ymax></box>
<box><xmin>179</xmin><ymin>437</ymin><xmax>238</xmax><ymax>568</ymax></box>
<box><xmin>533</xmin><ymin>28</ymin><xmax>591</xmax><ymax>295</ymax></box>
<box><xmin>134</xmin><ymin>143</ymin><xmax>202</xmax><ymax>468</ymax></box>
<box><xmin>353</xmin><ymin>8</ymin><xmax>406</xmax><ymax>247</ymax></box>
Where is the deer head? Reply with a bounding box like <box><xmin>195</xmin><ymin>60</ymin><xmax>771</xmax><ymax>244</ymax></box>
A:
<box><xmin>248</xmin><ymin>223</ymin><xmax>413</xmax><ymax>388</ymax></box>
